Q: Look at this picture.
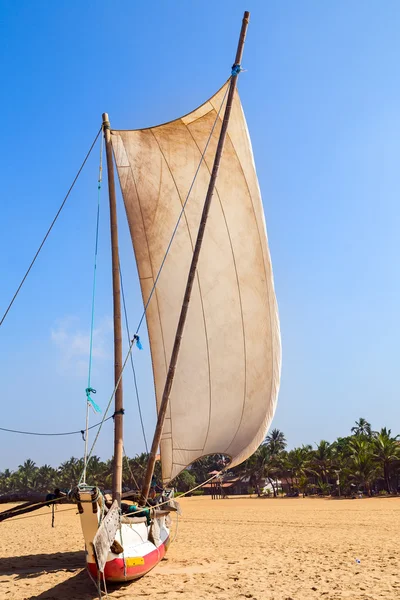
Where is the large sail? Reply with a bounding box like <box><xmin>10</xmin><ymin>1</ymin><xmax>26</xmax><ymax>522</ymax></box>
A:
<box><xmin>111</xmin><ymin>82</ymin><xmax>281</xmax><ymax>483</ymax></box>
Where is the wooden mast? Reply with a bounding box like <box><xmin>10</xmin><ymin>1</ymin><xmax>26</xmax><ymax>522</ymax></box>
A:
<box><xmin>102</xmin><ymin>113</ymin><xmax>124</xmax><ymax>506</ymax></box>
<box><xmin>141</xmin><ymin>11</ymin><xmax>250</xmax><ymax>503</ymax></box>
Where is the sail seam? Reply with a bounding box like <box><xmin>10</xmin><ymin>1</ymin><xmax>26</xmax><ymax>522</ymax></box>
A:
<box><xmin>112</xmin><ymin>133</ymin><xmax>169</xmax><ymax>421</ymax></box>
<box><xmin>150</xmin><ymin>150</ymin><xmax>164</xmax><ymax>228</ymax></box>
<box><xmin>148</xmin><ymin>127</ymin><xmax>212</xmax><ymax>470</ymax></box>
<box><xmin>172</xmin><ymin>448</ymin><xmax>203</xmax><ymax>452</ymax></box>
<box><xmin>218</xmin><ymin>126</ymin><xmax>275</xmax><ymax>459</ymax></box>
<box><xmin>185</xmin><ymin>122</ymin><xmax>247</xmax><ymax>457</ymax></box>
<box><xmin>126</xmin><ymin>158</ymin><xmax>170</xmax><ymax>381</ymax></box>
<box><xmin>180</xmin><ymin>107</ymin><xmax>214</xmax><ymax>127</ymax></box>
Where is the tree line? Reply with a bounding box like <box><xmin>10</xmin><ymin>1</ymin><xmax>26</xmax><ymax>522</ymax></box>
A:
<box><xmin>236</xmin><ymin>418</ymin><xmax>400</xmax><ymax>497</ymax></box>
<box><xmin>0</xmin><ymin>418</ymin><xmax>398</xmax><ymax>497</ymax></box>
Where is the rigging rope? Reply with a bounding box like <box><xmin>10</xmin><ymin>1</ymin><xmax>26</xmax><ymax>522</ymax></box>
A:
<box><xmin>119</xmin><ymin>265</ymin><xmax>148</xmax><ymax>453</ymax></box>
<box><xmin>0</xmin><ymin>126</ymin><xmax>102</xmax><ymax>328</ymax></box>
<box><xmin>0</xmin><ymin>415</ymin><xmax>114</xmax><ymax>437</ymax></box>
<box><xmin>0</xmin><ymin>506</ymin><xmax>77</xmax><ymax>523</ymax></box>
<box><xmin>123</xmin><ymin>445</ymin><xmax>141</xmax><ymax>492</ymax></box>
<box><xmin>83</xmin><ymin>135</ymin><xmax>104</xmax><ymax>483</ymax></box>
<box><xmin>153</xmin><ymin>471</ymin><xmax>223</xmax><ymax>510</ymax></box>
<box><xmin>79</xmin><ymin>337</ymin><xmax>137</xmax><ymax>482</ymax></box>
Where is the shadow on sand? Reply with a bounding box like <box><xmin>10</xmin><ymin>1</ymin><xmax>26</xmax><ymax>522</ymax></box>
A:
<box><xmin>0</xmin><ymin>551</ymin><xmax>127</xmax><ymax>599</ymax></box>
<box><xmin>0</xmin><ymin>550</ymin><xmax>86</xmax><ymax>579</ymax></box>
<box><xmin>28</xmin><ymin>570</ymin><xmax>101</xmax><ymax>600</ymax></box>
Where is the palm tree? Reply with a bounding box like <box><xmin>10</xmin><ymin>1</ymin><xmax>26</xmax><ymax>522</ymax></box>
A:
<box><xmin>242</xmin><ymin>445</ymin><xmax>277</xmax><ymax>496</ymax></box>
<box><xmin>127</xmin><ymin>453</ymin><xmax>149</xmax><ymax>489</ymax></box>
<box><xmin>189</xmin><ymin>455</ymin><xmax>225</xmax><ymax>485</ymax></box>
<box><xmin>36</xmin><ymin>465</ymin><xmax>57</xmax><ymax>491</ymax></box>
<box><xmin>372</xmin><ymin>428</ymin><xmax>400</xmax><ymax>492</ymax></box>
<box><xmin>17</xmin><ymin>459</ymin><xmax>38</xmax><ymax>491</ymax></box>
<box><xmin>171</xmin><ymin>469</ymin><xmax>196</xmax><ymax>492</ymax></box>
<box><xmin>0</xmin><ymin>469</ymin><xmax>13</xmax><ymax>494</ymax></box>
<box><xmin>264</xmin><ymin>429</ymin><xmax>287</xmax><ymax>456</ymax></box>
<box><xmin>347</xmin><ymin>437</ymin><xmax>379</xmax><ymax>495</ymax></box>
<box><xmin>86</xmin><ymin>455</ymin><xmax>107</xmax><ymax>488</ymax></box>
<box><xmin>312</xmin><ymin>441</ymin><xmax>333</xmax><ymax>484</ymax></box>
<box><xmin>351</xmin><ymin>418</ymin><xmax>372</xmax><ymax>438</ymax></box>
<box><xmin>285</xmin><ymin>446</ymin><xmax>313</xmax><ymax>495</ymax></box>
<box><xmin>58</xmin><ymin>457</ymin><xmax>84</xmax><ymax>488</ymax></box>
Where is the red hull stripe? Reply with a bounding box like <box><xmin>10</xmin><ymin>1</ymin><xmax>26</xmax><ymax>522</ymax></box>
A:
<box><xmin>87</xmin><ymin>537</ymin><xmax>170</xmax><ymax>582</ymax></box>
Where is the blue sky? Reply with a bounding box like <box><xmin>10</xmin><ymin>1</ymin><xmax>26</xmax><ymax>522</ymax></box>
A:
<box><xmin>0</xmin><ymin>1</ymin><xmax>399</xmax><ymax>470</ymax></box>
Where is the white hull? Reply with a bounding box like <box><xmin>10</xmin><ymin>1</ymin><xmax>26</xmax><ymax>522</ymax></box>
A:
<box><xmin>77</xmin><ymin>489</ymin><xmax>170</xmax><ymax>582</ymax></box>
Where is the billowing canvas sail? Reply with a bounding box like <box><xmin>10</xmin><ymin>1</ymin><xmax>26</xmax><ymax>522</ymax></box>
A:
<box><xmin>111</xmin><ymin>82</ymin><xmax>281</xmax><ymax>483</ymax></box>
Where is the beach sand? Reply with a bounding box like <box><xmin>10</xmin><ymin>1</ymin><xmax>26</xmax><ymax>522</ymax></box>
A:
<box><xmin>0</xmin><ymin>496</ymin><xmax>399</xmax><ymax>599</ymax></box>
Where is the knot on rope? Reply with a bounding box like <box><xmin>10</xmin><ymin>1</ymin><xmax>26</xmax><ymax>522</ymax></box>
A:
<box><xmin>69</xmin><ymin>486</ymin><xmax>101</xmax><ymax>505</ymax></box>
<box><xmin>231</xmin><ymin>64</ymin><xmax>243</xmax><ymax>76</ymax></box>
<box><xmin>86</xmin><ymin>387</ymin><xmax>101</xmax><ymax>413</ymax></box>
<box><xmin>133</xmin><ymin>334</ymin><xmax>143</xmax><ymax>350</ymax></box>
<box><xmin>113</xmin><ymin>408</ymin><xmax>125</xmax><ymax>419</ymax></box>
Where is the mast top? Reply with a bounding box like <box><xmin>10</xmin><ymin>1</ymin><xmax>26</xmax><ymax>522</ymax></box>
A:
<box><xmin>102</xmin><ymin>113</ymin><xmax>110</xmax><ymax>130</ymax></box>
<box><xmin>234</xmin><ymin>11</ymin><xmax>250</xmax><ymax>67</ymax></box>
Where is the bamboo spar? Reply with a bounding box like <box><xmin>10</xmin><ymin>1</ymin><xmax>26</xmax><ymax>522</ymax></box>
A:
<box><xmin>102</xmin><ymin>113</ymin><xmax>124</xmax><ymax>506</ymax></box>
<box><xmin>141</xmin><ymin>11</ymin><xmax>251</xmax><ymax>503</ymax></box>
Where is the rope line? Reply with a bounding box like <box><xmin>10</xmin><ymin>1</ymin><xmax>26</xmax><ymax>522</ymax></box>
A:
<box><xmin>87</xmin><ymin>136</ymin><xmax>104</xmax><ymax>393</ymax></box>
<box><xmin>0</xmin><ymin>506</ymin><xmax>77</xmax><ymax>523</ymax></box>
<box><xmin>87</xmin><ymin>568</ymin><xmax>105</xmax><ymax>599</ymax></box>
<box><xmin>123</xmin><ymin>445</ymin><xmax>141</xmax><ymax>492</ymax></box>
<box><xmin>0</xmin><ymin>415</ymin><xmax>114</xmax><ymax>437</ymax></box>
<box><xmin>79</xmin><ymin>338</ymin><xmax>137</xmax><ymax>482</ymax></box>
<box><xmin>83</xmin><ymin>135</ymin><xmax>104</xmax><ymax>483</ymax></box>
<box><xmin>155</xmin><ymin>471</ymin><xmax>223</xmax><ymax>509</ymax></box>
<box><xmin>119</xmin><ymin>265</ymin><xmax>148</xmax><ymax>453</ymax></box>
<box><xmin>170</xmin><ymin>509</ymin><xmax>179</xmax><ymax>543</ymax></box>
<box><xmin>0</xmin><ymin>126</ymin><xmax>102</xmax><ymax>328</ymax></box>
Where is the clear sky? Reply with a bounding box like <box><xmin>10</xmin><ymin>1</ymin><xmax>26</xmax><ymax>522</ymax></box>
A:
<box><xmin>0</xmin><ymin>1</ymin><xmax>399</xmax><ymax>470</ymax></box>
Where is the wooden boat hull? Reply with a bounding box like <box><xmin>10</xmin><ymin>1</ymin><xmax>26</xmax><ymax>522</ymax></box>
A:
<box><xmin>87</xmin><ymin>536</ymin><xmax>170</xmax><ymax>582</ymax></box>
<box><xmin>76</xmin><ymin>489</ymin><xmax>171</xmax><ymax>583</ymax></box>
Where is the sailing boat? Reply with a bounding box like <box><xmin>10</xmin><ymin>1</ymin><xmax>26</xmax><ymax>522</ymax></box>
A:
<box><xmin>2</xmin><ymin>10</ymin><xmax>281</xmax><ymax>585</ymax></box>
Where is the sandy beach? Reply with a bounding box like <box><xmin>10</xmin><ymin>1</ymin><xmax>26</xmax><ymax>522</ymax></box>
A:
<box><xmin>0</xmin><ymin>496</ymin><xmax>399</xmax><ymax>600</ymax></box>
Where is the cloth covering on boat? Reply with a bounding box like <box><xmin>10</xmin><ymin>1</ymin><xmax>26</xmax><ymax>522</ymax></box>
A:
<box><xmin>122</xmin><ymin>503</ymin><xmax>151</xmax><ymax>526</ymax></box>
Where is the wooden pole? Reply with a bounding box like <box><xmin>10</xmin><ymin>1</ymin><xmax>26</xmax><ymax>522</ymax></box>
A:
<box><xmin>141</xmin><ymin>11</ymin><xmax>250</xmax><ymax>504</ymax></box>
<box><xmin>103</xmin><ymin>113</ymin><xmax>124</xmax><ymax>506</ymax></box>
<box><xmin>0</xmin><ymin>496</ymin><xmax>68</xmax><ymax>523</ymax></box>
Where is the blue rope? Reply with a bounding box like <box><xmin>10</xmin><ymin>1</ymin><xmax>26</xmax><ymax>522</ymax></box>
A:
<box><xmin>86</xmin><ymin>148</ymin><xmax>103</xmax><ymax>414</ymax></box>
<box><xmin>231</xmin><ymin>64</ymin><xmax>242</xmax><ymax>76</ymax></box>
<box><xmin>133</xmin><ymin>334</ymin><xmax>143</xmax><ymax>350</ymax></box>
<box><xmin>86</xmin><ymin>387</ymin><xmax>101</xmax><ymax>414</ymax></box>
